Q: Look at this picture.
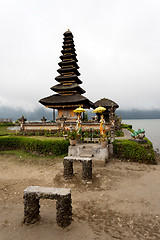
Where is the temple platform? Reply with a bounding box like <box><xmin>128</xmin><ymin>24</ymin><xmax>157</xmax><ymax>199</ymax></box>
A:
<box><xmin>22</xmin><ymin>122</ymin><xmax>111</xmax><ymax>132</ymax></box>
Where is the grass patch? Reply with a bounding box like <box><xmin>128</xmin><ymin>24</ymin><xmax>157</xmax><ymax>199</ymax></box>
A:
<box><xmin>0</xmin><ymin>125</ymin><xmax>15</xmax><ymax>136</ymax></box>
<box><xmin>0</xmin><ymin>150</ymin><xmax>63</xmax><ymax>165</ymax></box>
<box><xmin>26</xmin><ymin>136</ymin><xmax>64</xmax><ymax>141</ymax></box>
<box><xmin>0</xmin><ymin>150</ymin><xmax>39</xmax><ymax>158</ymax></box>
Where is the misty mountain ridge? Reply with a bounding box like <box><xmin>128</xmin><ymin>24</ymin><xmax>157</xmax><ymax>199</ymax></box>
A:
<box><xmin>0</xmin><ymin>106</ymin><xmax>53</xmax><ymax>121</ymax></box>
<box><xmin>0</xmin><ymin>106</ymin><xmax>160</xmax><ymax>121</ymax></box>
<box><xmin>116</xmin><ymin>109</ymin><xmax>160</xmax><ymax>119</ymax></box>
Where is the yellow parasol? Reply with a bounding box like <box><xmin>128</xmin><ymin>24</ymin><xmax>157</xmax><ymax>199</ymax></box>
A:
<box><xmin>92</xmin><ymin>106</ymin><xmax>106</xmax><ymax>114</ymax></box>
<box><xmin>74</xmin><ymin>106</ymin><xmax>85</xmax><ymax>113</ymax></box>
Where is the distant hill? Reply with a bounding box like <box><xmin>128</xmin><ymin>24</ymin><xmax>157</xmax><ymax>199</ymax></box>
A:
<box><xmin>79</xmin><ymin>109</ymin><xmax>160</xmax><ymax>120</ymax></box>
<box><xmin>0</xmin><ymin>106</ymin><xmax>160</xmax><ymax>121</ymax></box>
<box><xmin>0</xmin><ymin>106</ymin><xmax>54</xmax><ymax>121</ymax></box>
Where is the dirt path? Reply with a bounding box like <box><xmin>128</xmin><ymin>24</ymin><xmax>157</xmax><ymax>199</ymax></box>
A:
<box><xmin>0</xmin><ymin>153</ymin><xmax>160</xmax><ymax>240</ymax></box>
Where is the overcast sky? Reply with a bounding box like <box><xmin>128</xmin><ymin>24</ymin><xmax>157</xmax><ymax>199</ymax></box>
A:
<box><xmin>0</xmin><ymin>0</ymin><xmax>160</xmax><ymax>112</ymax></box>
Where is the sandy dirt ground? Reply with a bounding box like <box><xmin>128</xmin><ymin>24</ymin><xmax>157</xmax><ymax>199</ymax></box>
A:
<box><xmin>0</xmin><ymin>153</ymin><xmax>160</xmax><ymax>240</ymax></box>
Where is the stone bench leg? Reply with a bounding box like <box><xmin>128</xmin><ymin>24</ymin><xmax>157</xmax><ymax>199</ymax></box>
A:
<box><xmin>63</xmin><ymin>159</ymin><xmax>73</xmax><ymax>179</ymax></box>
<box><xmin>56</xmin><ymin>194</ymin><xmax>72</xmax><ymax>228</ymax></box>
<box><xmin>82</xmin><ymin>161</ymin><xmax>92</xmax><ymax>181</ymax></box>
<box><xmin>23</xmin><ymin>193</ymin><xmax>40</xmax><ymax>224</ymax></box>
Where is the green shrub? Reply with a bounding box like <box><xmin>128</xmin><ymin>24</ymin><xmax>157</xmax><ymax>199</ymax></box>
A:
<box><xmin>113</xmin><ymin>139</ymin><xmax>156</xmax><ymax>165</ymax></box>
<box><xmin>83</xmin><ymin>129</ymin><xmax>101</xmax><ymax>139</ymax></box>
<box><xmin>0</xmin><ymin>136</ymin><xmax>69</xmax><ymax>157</ymax></box>
<box><xmin>121</xmin><ymin>123</ymin><xmax>132</xmax><ymax>129</ymax></box>
<box><xmin>115</xmin><ymin>130</ymin><xmax>124</xmax><ymax>137</ymax></box>
<box><xmin>0</xmin><ymin>123</ymin><xmax>14</xmax><ymax>127</ymax></box>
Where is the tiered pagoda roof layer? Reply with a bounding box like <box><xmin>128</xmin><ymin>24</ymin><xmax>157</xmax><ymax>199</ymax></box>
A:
<box><xmin>39</xmin><ymin>94</ymin><xmax>93</xmax><ymax>108</ymax></box>
<box><xmin>39</xmin><ymin>30</ymin><xmax>93</xmax><ymax>109</ymax></box>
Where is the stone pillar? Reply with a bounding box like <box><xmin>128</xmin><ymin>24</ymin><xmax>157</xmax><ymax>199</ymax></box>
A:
<box><xmin>59</xmin><ymin>115</ymin><xmax>66</xmax><ymax>130</ymax></box>
<box><xmin>63</xmin><ymin>159</ymin><xmax>73</xmax><ymax>179</ymax></box>
<box><xmin>108</xmin><ymin>143</ymin><xmax>113</xmax><ymax>156</ymax></box>
<box><xmin>19</xmin><ymin>115</ymin><xmax>27</xmax><ymax>131</ymax></box>
<box><xmin>82</xmin><ymin>160</ymin><xmax>92</xmax><ymax>181</ymax></box>
<box><xmin>110</xmin><ymin>126</ymin><xmax>115</xmax><ymax>143</ymax></box>
<box><xmin>56</xmin><ymin>194</ymin><xmax>72</xmax><ymax>228</ymax></box>
<box><xmin>53</xmin><ymin>109</ymin><xmax>55</xmax><ymax>122</ymax></box>
<box><xmin>23</xmin><ymin>193</ymin><xmax>40</xmax><ymax>224</ymax></box>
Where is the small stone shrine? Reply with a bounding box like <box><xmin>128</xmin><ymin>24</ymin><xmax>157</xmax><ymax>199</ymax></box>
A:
<box><xmin>94</xmin><ymin>98</ymin><xmax>119</xmax><ymax>122</ymax></box>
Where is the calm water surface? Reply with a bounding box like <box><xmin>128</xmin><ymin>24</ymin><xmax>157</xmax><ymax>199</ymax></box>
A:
<box><xmin>123</xmin><ymin>119</ymin><xmax>160</xmax><ymax>151</ymax></box>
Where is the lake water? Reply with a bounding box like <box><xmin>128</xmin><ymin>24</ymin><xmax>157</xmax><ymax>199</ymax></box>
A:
<box><xmin>122</xmin><ymin>119</ymin><xmax>160</xmax><ymax>151</ymax></box>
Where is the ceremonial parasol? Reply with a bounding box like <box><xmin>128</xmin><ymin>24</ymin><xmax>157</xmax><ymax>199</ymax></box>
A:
<box><xmin>74</xmin><ymin>106</ymin><xmax>85</xmax><ymax>113</ymax></box>
<box><xmin>92</xmin><ymin>106</ymin><xmax>106</xmax><ymax>114</ymax></box>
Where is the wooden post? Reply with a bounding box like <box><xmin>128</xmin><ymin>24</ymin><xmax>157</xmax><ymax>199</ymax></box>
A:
<box><xmin>53</xmin><ymin>109</ymin><xmax>55</xmax><ymax>122</ymax></box>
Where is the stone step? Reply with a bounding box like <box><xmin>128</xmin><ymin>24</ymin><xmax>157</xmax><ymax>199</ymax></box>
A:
<box><xmin>68</xmin><ymin>144</ymin><xmax>109</xmax><ymax>167</ymax></box>
<box><xmin>80</xmin><ymin>149</ymin><xmax>93</xmax><ymax>158</ymax></box>
<box><xmin>92</xmin><ymin>157</ymin><xmax>107</xmax><ymax>167</ymax></box>
<box><xmin>83</xmin><ymin>147</ymin><xmax>93</xmax><ymax>150</ymax></box>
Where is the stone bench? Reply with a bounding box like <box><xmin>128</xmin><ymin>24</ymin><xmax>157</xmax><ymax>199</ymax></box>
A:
<box><xmin>23</xmin><ymin>186</ymin><xmax>72</xmax><ymax>228</ymax></box>
<box><xmin>63</xmin><ymin>156</ymin><xmax>92</xmax><ymax>181</ymax></box>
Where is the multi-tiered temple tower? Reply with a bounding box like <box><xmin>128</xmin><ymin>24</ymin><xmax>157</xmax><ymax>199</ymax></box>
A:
<box><xmin>39</xmin><ymin>30</ymin><xmax>93</xmax><ymax>122</ymax></box>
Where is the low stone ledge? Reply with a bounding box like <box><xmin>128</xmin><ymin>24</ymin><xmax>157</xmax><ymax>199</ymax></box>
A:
<box><xmin>129</xmin><ymin>138</ymin><xmax>147</xmax><ymax>144</ymax></box>
<box><xmin>24</xmin><ymin>186</ymin><xmax>71</xmax><ymax>199</ymax></box>
<box><xmin>23</xmin><ymin>186</ymin><xmax>72</xmax><ymax>228</ymax></box>
<box><xmin>64</xmin><ymin>156</ymin><xmax>91</xmax><ymax>162</ymax></box>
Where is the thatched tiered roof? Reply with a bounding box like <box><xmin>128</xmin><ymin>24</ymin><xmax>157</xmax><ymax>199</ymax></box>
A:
<box><xmin>94</xmin><ymin>98</ymin><xmax>119</xmax><ymax>109</ymax></box>
<box><xmin>39</xmin><ymin>30</ymin><xmax>93</xmax><ymax>109</ymax></box>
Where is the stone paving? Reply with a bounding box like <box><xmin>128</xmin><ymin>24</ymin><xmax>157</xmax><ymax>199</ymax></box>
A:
<box><xmin>115</xmin><ymin>128</ymin><xmax>132</xmax><ymax>140</ymax></box>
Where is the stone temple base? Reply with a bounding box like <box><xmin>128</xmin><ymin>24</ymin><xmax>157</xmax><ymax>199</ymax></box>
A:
<box><xmin>68</xmin><ymin>143</ymin><xmax>109</xmax><ymax>167</ymax></box>
<box><xmin>129</xmin><ymin>138</ymin><xmax>147</xmax><ymax>144</ymax></box>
